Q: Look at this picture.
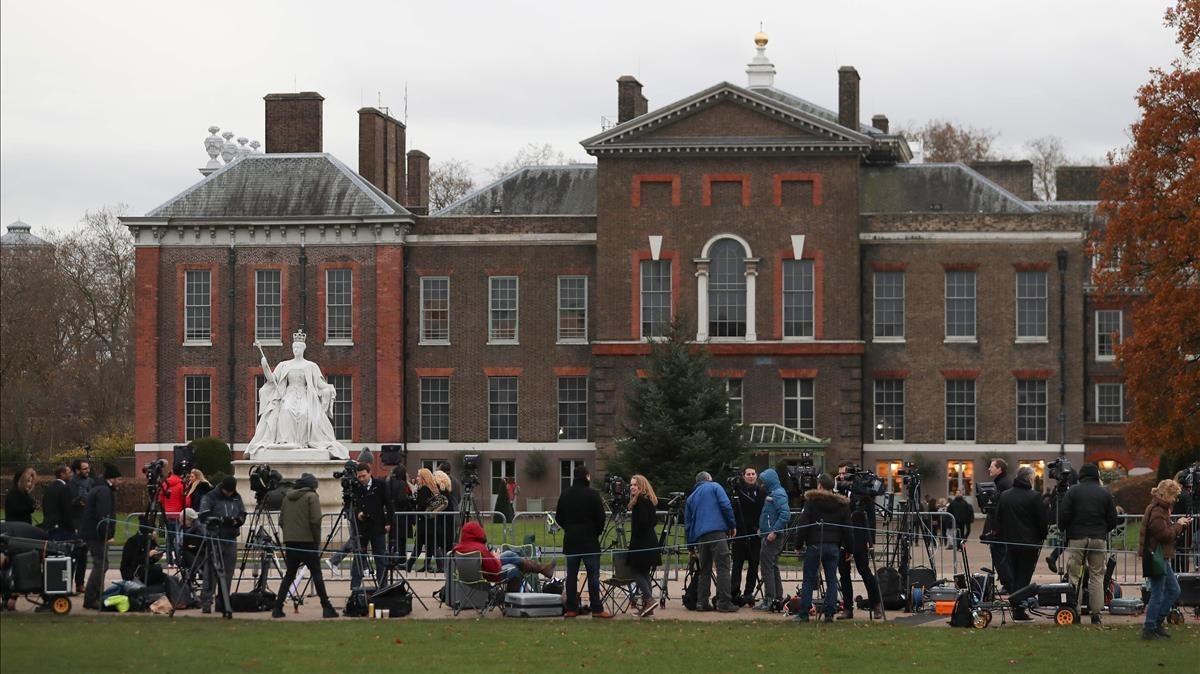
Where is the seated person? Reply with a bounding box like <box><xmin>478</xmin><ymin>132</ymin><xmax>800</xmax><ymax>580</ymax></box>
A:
<box><xmin>120</xmin><ymin>517</ymin><xmax>166</xmax><ymax>587</ymax></box>
<box><xmin>452</xmin><ymin>521</ymin><xmax>556</xmax><ymax>591</ymax></box>
<box><xmin>179</xmin><ymin>508</ymin><xmax>204</xmax><ymax>571</ymax></box>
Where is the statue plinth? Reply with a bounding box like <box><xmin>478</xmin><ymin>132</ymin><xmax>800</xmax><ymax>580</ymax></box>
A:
<box><xmin>249</xmin><ymin>445</ymin><xmax>339</xmax><ymax>462</ymax></box>
<box><xmin>233</xmin><ymin>458</ymin><xmax>347</xmax><ymax>515</ymax></box>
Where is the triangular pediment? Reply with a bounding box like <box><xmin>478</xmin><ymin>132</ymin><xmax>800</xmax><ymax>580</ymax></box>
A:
<box><xmin>581</xmin><ymin>82</ymin><xmax>872</xmax><ymax>156</ymax></box>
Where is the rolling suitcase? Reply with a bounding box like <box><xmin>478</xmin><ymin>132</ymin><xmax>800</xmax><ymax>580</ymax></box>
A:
<box><xmin>503</xmin><ymin>592</ymin><xmax>563</xmax><ymax>617</ymax></box>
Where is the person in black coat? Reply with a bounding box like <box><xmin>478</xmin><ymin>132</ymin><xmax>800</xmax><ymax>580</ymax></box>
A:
<box><xmin>729</xmin><ymin>467</ymin><xmax>765</xmax><ymax>605</ymax></box>
<box><xmin>350</xmin><ymin>463</ymin><xmax>393</xmax><ymax>588</ymax></box>
<box><xmin>983</xmin><ymin>458</ymin><xmax>1015</xmax><ymax>591</ymax></box>
<box><xmin>4</xmin><ymin>467</ymin><xmax>38</xmax><ymax>524</ymax></box>
<box><xmin>555</xmin><ymin>465</ymin><xmax>611</xmax><ymax>617</ymax></box>
<box><xmin>794</xmin><ymin>474</ymin><xmax>851</xmax><ymax>622</ymax></box>
<box><xmin>68</xmin><ymin>460</ymin><xmax>95</xmax><ymax>592</ymax></box>
<box><xmin>81</xmin><ymin>463</ymin><xmax>121</xmax><ymax>610</ymax></box>
<box><xmin>41</xmin><ymin>466</ymin><xmax>74</xmax><ymax>538</ymax></box>
<box><xmin>947</xmin><ymin>495</ymin><xmax>975</xmax><ymax>551</ymax></box>
<box><xmin>995</xmin><ymin>466</ymin><xmax>1049</xmax><ymax>620</ymax></box>
<box><xmin>1058</xmin><ymin>463</ymin><xmax>1118</xmax><ymax>621</ymax></box>
<box><xmin>387</xmin><ymin>465</ymin><xmax>415</xmax><ymax>567</ymax></box>
<box><xmin>626</xmin><ymin>474</ymin><xmax>662</xmax><ymax>617</ymax></box>
<box><xmin>120</xmin><ymin>517</ymin><xmax>166</xmax><ymax>587</ymax></box>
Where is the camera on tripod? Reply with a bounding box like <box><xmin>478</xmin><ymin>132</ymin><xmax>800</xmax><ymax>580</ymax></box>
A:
<box><xmin>786</xmin><ymin>452</ymin><xmax>819</xmax><ymax>493</ymax></box>
<box><xmin>143</xmin><ymin>458</ymin><xmax>166</xmax><ymax>482</ymax></box>
<box><xmin>1048</xmin><ymin>457</ymin><xmax>1077</xmax><ymax>491</ymax></box>
<box><xmin>724</xmin><ymin>462</ymin><xmax>743</xmax><ymax>490</ymax></box>
<box><xmin>461</xmin><ymin>453</ymin><xmax>481</xmax><ymax>492</ymax></box>
<box><xmin>1180</xmin><ymin>463</ymin><xmax>1200</xmax><ymax>491</ymax></box>
<box><xmin>975</xmin><ymin>482</ymin><xmax>998</xmax><ymax>513</ymax></box>
<box><xmin>604</xmin><ymin>474</ymin><xmax>630</xmax><ymax>511</ymax></box>
<box><xmin>837</xmin><ymin>465</ymin><xmax>886</xmax><ymax>499</ymax></box>
<box><xmin>333</xmin><ymin>459</ymin><xmax>361</xmax><ymax>495</ymax></box>
<box><xmin>896</xmin><ymin>461</ymin><xmax>921</xmax><ymax>490</ymax></box>
<box><xmin>248</xmin><ymin>464</ymin><xmax>281</xmax><ymax>498</ymax></box>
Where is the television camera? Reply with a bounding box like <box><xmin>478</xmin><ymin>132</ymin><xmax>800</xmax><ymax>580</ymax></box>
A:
<box><xmin>604</xmin><ymin>473</ymin><xmax>630</xmax><ymax>511</ymax></box>
<box><xmin>1048</xmin><ymin>457</ymin><xmax>1077</xmax><ymax>493</ymax></box>
<box><xmin>786</xmin><ymin>452</ymin><xmax>820</xmax><ymax>493</ymax></box>
<box><xmin>461</xmin><ymin>453</ymin><xmax>481</xmax><ymax>492</ymax></box>
<box><xmin>836</xmin><ymin>464</ymin><xmax>886</xmax><ymax>500</ymax></box>
<box><xmin>248</xmin><ymin>464</ymin><xmax>282</xmax><ymax>498</ymax></box>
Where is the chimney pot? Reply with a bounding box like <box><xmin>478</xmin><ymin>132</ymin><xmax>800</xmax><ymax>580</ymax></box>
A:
<box><xmin>263</xmin><ymin>92</ymin><xmax>324</xmax><ymax>153</ymax></box>
<box><xmin>406</xmin><ymin>150</ymin><xmax>430</xmax><ymax>214</ymax></box>
<box><xmin>617</xmin><ymin>76</ymin><xmax>648</xmax><ymax>124</ymax></box>
<box><xmin>837</xmin><ymin>66</ymin><xmax>860</xmax><ymax>132</ymax></box>
<box><xmin>871</xmin><ymin>114</ymin><xmax>889</xmax><ymax>134</ymax></box>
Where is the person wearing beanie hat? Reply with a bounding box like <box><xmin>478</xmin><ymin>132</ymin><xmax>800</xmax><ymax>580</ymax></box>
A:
<box><xmin>197</xmin><ymin>474</ymin><xmax>246</xmax><ymax>614</ymax></box>
<box><xmin>273</xmin><ymin>473</ymin><xmax>338</xmax><ymax>619</ymax></box>
<box><xmin>103</xmin><ymin>462</ymin><xmax>122</xmax><ymax>480</ymax></box>
<box><xmin>81</xmin><ymin>463</ymin><xmax>121</xmax><ymax>609</ymax></box>
<box><xmin>1058</xmin><ymin>461</ymin><xmax>1118</xmax><ymax>624</ymax></box>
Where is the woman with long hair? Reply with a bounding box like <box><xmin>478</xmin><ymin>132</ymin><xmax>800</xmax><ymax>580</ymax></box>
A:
<box><xmin>1140</xmin><ymin>479</ymin><xmax>1193</xmax><ymax>640</ymax></box>
<box><xmin>4</xmin><ymin>467</ymin><xmax>38</xmax><ymax>524</ymax></box>
<box><xmin>185</xmin><ymin>468</ymin><xmax>213</xmax><ymax>510</ymax></box>
<box><xmin>433</xmin><ymin>470</ymin><xmax>455</xmax><ymax>573</ymax></box>
<box><xmin>626</xmin><ymin>474</ymin><xmax>662</xmax><ymax>617</ymax></box>
<box><xmin>407</xmin><ymin>468</ymin><xmax>439</xmax><ymax>573</ymax></box>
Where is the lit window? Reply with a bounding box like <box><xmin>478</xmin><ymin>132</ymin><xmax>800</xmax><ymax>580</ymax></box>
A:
<box><xmin>1016</xmin><ymin>379</ymin><xmax>1048</xmax><ymax>441</ymax></box>
<box><xmin>783</xmin><ymin>378</ymin><xmax>814</xmax><ymax>435</ymax></box>
<box><xmin>876</xmin><ymin>461</ymin><xmax>903</xmax><ymax>493</ymax></box>
<box><xmin>946</xmin><ymin>379</ymin><xmax>976</xmax><ymax>441</ymax></box>
<box><xmin>946</xmin><ymin>460</ymin><xmax>975</xmax><ymax>497</ymax></box>
<box><xmin>945</xmin><ymin>270</ymin><xmax>976</xmax><ymax>340</ymax></box>
<box><xmin>325</xmin><ymin>269</ymin><xmax>353</xmax><ymax>342</ymax></box>
<box><xmin>1095</xmin><ymin>310</ymin><xmax>1122</xmax><ymax>361</ymax></box>
<box><xmin>255</xmin><ymin>269</ymin><xmax>281</xmax><ymax>341</ymax></box>
<box><xmin>184</xmin><ymin>270</ymin><xmax>211</xmax><ymax>342</ymax></box>
<box><xmin>1016</xmin><ymin>271</ymin><xmax>1048</xmax><ymax>340</ymax></box>
<box><xmin>420</xmin><ymin>277</ymin><xmax>450</xmax><ymax>344</ymax></box>
<box><xmin>557</xmin><ymin>276</ymin><xmax>588</xmax><ymax>342</ymax></box>
<box><xmin>488</xmin><ymin>277</ymin><xmax>519</xmax><ymax>343</ymax></box>
<box><xmin>783</xmin><ymin>259</ymin><xmax>814</xmax><ymax>338</ymax></box>
<box><xmin>873</xmin><ymin>271</ymin><xmax>905</xmax><ymax>340</ymax></box>
<box><xmin>1019</xmin><ymin>460</ymin><xmax>1047</xmax><ymax>492</ymax></box>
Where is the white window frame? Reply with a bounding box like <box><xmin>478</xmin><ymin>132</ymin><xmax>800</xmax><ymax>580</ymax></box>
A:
<box><xmin>488</xmin><ymin>276</ymin><xmax>519</xmax><ymax>344</ymax></box>
<box><xmin>419</xmin><ymin>276</ymin><xmax>451</xmax><ymax>345</ymax></box>
<box><xmin>183</xmin><ymin>269</ymin><xmax>212</xmax><ymax>346</ymax></box>
<box><xmin>556</xmin><ymin>276</ymin><xmax>588</xmax><ymax>344</ymax></box>
<box><xmin>782</xmin><ymin>378</ymin><xmax>815</xmax><ymax>435</ymax></box>
<box><xmin>556</xmin><ymin>376</ymin><xmax>588</xmax><ymax>441</ymax></box>
<box><xmin>1015</xmin><ymin>270</ymin><xmax>1048</xmax><ymax>343</ymax></box>
<box><xmin>873</xmin><ymin>379</ymin><xmax>905</xmax><ymax>442</ymax></box>
<box><xmin>254</xmin><ymin>269</ymin><xmax>282</xmax><ymax>345</ymax></box>
<box><xmin>328</xmin><ymin>374</ymin><xmax>353</xmax><ymax>441</ymax></box>
<box><xmin>640</xmin><ymin>260</ymin><xmax>672</xmax><ymax>339</ymax></box>
<box><xmin>1015</xmin><ymin>379</ymin><xmax>1048</xmax><ymax>442</ymax></box>
<box><xmin>419</xmin><ymin>377</ymin><xmax>450</xmax><ymax>442</ymax></box>
<box><xmin>945</xmin><ymin>379</ymin><xmax>977</xmax><ymax>443</ymax></box>
<box><xmin>1095</xmin><ymin>383</ymin><xmax>1125</xmax><ymax>423</ymax></box>
<box><xmin>782</xmin><ymin>259</ymin><xmax>815</xmax><ymax>340</ymax></box>
<box><xmin>324</xmin><ymin>268</ymin><xmax>354</xmax><ymax>346</ymax></box>
<box><xmin>488</xmin><ymin>376</ymin><xmax>519</xmax><ymax>440</ymax></box>
<box><xmin>724</xmin><ymin>378</ymin><xmax>744</xmax><ymax>423</ymax></box>
<box><xmin>944</xmin><ymin>270</ymin><xmax>977</xmax><ymax>343</ymax></box>
<box><xmin>1095</xmin><ymin>310</ymin><xmax>1122</xmax><ymax>362</ymax></box>
<box><xmin>560</xmin><ymin>459</ymin><xmax>586</xmax><ymax>494</ymax></box>
<box><xmin>184</xmin><ymin>375</ymin><xmax>211</xmax><ymax>440</ymax></box>
<box><xmin>872</xmin><ymin>270</ymin><xmax>905</xmax><ymax>343</ymax></box>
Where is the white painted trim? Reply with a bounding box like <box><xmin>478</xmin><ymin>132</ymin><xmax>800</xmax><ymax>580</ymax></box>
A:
<box><xmin>488</xmin><ymin>275</ymin><xmax>520</xmax><ymax>344</ymax></box>
<box><xmin>556</xmin><ymin>275</ymin><xmax>588</xmax><ymax>343</ymax></box>
<box><xmin>407</xmin><ymin>442</ymin><xmax>596</xmax><ymax>453</ymax></box>
<box><xmin>406</xmin><ymin>233</ymin><xmax>596</xmax><ymax>246</ymax></box>
<box><xmin>790</xmin><ymin>234</ymin><xmax>805</xmax><ymax>260</ymax></box>
<box><xmin>863</xmin><ymin>443</ymin><xmax>1084</xmax><ymax>455</ymax></box>
<box><xmin>1094</xmin><ymin>309</ymin><xmax>1122</xmax><ymax>361</ymax></box>
<box><xmin>861</xmin><ymin>231</ymin><xmax>1085</xmax><ymax>243</ymax></box>
<box><xmin>591</xmin><ymin>339</ymin><xmax>866</xmax><ymax>345</ymax></box>
<box><xmin>700</xmin><ymin>233</ymin><xmax>753</xmax><ymax>258</ymax></box>
<box><xmin>419</xmin><ymin>276</ymin><xmax>451</xmax><ymax>344</ymax></box>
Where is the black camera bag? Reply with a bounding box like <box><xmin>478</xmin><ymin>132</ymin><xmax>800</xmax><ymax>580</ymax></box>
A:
<box><xmin>681</xmin><ymin>555</ymin><xmax>700</xmax><ymax>610</ymax></box>
<box><xmin>229</xmin><ymin>589</ymin><xmax>276</xmax><ymax>612</ymax></box>
<box><xmin>344</xmin><ymin>589</ymin><xmax>369</xmax><ymax>617</ymax></box>
<box><xmin>11</xmin><ymin>550</ymin><xmax>41</xmax><ymax>594</ymax></box>
<box><xmin>948</xmin><ymin>590</ymin><xmax>975</xmax><ymax>627</ymax></box>
<box><xmin>371</xmin><ymin>582</ymin><xmax>414</xmax><ymax>617</ymax></box>
<box><xmin>877</xmin><ymin>567</ymin><xmax>905</xmax><ymax>610</ymax></box>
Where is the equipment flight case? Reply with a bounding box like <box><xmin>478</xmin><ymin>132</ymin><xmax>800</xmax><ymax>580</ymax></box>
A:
<box><xmin>503</xmin><ymin>592</ymin><xmax>563</xmax><ymax>618</ymax></box>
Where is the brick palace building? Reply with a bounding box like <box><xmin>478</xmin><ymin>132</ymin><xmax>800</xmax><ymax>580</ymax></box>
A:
<box><xmin>122</xmin><ymin>35</ymin><xmax>1145</xmax><ymax>509</ymax></box>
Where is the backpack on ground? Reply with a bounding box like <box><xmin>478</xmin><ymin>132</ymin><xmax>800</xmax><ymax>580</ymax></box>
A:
<box><xmin>948</xmin><ymin>590</ymin><xmax>975</xmax><ymax>627</ymax></box>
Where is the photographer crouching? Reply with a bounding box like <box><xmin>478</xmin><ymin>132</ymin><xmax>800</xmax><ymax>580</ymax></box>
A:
<box><xmin>198</xmin><ymin>476</ymin><xmax>246</xmax><ymax>614</ymax></box>
<box><xmin>834</xmin><ymin>462</ymin><xmax>884</xmax><ymax>620</ymax></box>
<box><xmin>350</xmin><ymin>462</ymin><xmax>393</xmax><ymax>589</ymax></box>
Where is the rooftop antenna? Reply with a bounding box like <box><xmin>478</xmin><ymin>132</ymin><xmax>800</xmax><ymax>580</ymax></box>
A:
<box><xmin>293</xmin><ymin>74</ymin><xmax>297</xmax><ymax>91</ymax></box>
<box><xmin>404</xmin><ymin>82</ymin><xmax>408</xmax><ymax>126</ymax></box>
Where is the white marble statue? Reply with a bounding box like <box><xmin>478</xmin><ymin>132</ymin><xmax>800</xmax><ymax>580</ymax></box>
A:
<box><xmin>247</xmin><ymin>330</ymin><xmax>350</xmax><ymax>460</ymax></box>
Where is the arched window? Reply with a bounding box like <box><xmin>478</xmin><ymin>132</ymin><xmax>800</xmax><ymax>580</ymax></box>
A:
<box><xmin>708</xmin><ymin>238</ymin><xmax>747</xmax><ymax>337</ymax></box>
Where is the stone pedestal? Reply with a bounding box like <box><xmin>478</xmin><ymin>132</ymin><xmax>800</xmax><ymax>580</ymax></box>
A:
<box><xmin>233</xmin><ymin>458</ymin><xmax>349</xmax><ymax>515</ymax></box>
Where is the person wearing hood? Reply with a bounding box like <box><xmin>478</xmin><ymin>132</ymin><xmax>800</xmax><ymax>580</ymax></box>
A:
<box><xmin>452</xmin><ymin>520</ymin><xmax>556</xmax><ymax>591</ymax></box>
<box><xmin>793</xmin><ymin>473</ymin><xmax>850</xmax><ymax>623</ymax></box>
<box><xmin>1058</xmin><ymin>462</ymin><xmax>1117</xmax><ymax>624</ymax></box>
<box><xmin>730</xmin><ymin>467</ymin><xmax>766</xmax><ymax>607</ymax></box>
<box><xmin>754</xmin><ymin>468</ymin><xmax>790</xmax><ymax>612</ymax></box>
<box><xmin>273</xmin><ymin>473</ymin><xmax>338</xmax><ymax>618</ymax></box>
<box><xmin>994</xmin><ymin>466</ymin><xmax>1049</xmax><ymax>620</ymax></box>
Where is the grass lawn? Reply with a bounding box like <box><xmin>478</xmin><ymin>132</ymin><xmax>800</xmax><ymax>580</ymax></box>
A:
<box><xmin>2</xmin><ymin>614</ymin><xmax>1195</xmax><ymax>673</ymax></box>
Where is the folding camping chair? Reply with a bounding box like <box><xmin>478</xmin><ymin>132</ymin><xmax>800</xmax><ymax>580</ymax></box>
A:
<box><xmin>449</xmin><ymin>551</ymin><xmax>507</xmax><ymax>618</ymax></box>
<box><xmin>599</xmin><ymin>550</ymin><xmax>640</xmax><ymax>615</ymax></box>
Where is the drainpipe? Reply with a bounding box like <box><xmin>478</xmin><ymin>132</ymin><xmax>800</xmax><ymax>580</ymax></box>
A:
<box><xmin>299</xmin><ymin>245</ymin><xmax>308</xmax><ymax>331</ymax></box>
<box><xmin>227</xmin><ymin>244</ymin><xmax>237</xmax><ymax>443</ymax></box>
<box><xmin>1057</xmin><ymin>249</ymin><xmax>1068</xmax><ymax>459</ymax></box>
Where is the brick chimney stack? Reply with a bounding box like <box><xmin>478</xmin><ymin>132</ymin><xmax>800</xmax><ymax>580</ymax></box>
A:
<box><xmin>264</xmin><ymin>92</ymin><xmax>324</xmax><ymax>153</ymax></box>
<box><xmin>358</xmin><ymin>107</ymin><xmax>407</xmax><ymax>204</ymax></box>
<box><xmin>837</xmin><ymin>67</ymin><xmax>860</xmax><ymax>132</ymax></box>
<box><xmin>617</xmin><ymin>76</ymin><xmax>648</xmax><ymax>124</ymax></box>
<box><xmin>406</xmin><ymin>150</ymin><xmax>430</xmax><ymax>214</ymax></box>
<box><xmin>871</xmin><ymin>114</ymin><xmax>889</xmax><ymax>134</ymax></box>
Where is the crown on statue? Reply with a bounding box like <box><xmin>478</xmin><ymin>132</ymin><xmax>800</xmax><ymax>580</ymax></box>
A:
<box><xmin>293</xmin><ymin>329</ymin><xmax>307</xmax><ymax>344</ymax></box>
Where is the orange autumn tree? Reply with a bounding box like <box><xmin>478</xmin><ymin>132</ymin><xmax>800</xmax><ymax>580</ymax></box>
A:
<box><xmin>1096</xmin><ymin>0</ymin><xmax>1200</xmax><ymax>459</ymax></box>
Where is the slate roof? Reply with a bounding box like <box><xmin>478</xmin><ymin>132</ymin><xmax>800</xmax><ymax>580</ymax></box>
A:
<box><xmin>435</xmin><ymin>165</ymin><xmax>597</xmax><ymax>216</ymax></box>
<box><xmin>861</xmin><ymin>163</ymin><xmax>1036</xmax><ymax>214</ymax></box>
<box><xmin>0</xmin><ymin>220</ymin><xmax>52</xmax><ymax>248</ymax></box>
<box><xmin>147</xmin><ymin>154</ymin><xmax>410</xmax><ymax>218</ymax></box>
<box><xmin>754</xmin><ymin>86</ymin><xmax>883</xmax><ymax>136</ymax></box>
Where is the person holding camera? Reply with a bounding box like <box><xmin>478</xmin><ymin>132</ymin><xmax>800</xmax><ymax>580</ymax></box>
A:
<box><xmin>556</xmin><ymin>465</ymin><xmax>612</xmax><ymax>618</ymax></box>
<box><xmin>120</xmin><ymin>515</ymin><xmax>166</xmax><ymax>587</ymax></box>
<box><xmin>1140</xmin><ymin>479</ymin><xmax>1193</xmax><ymax>640</ymax></box>
<box><xmin>730</xmin><ymin>467</ymin><xmax>765</xmax><ymax>607</ymax></box>
<box><xmin>350</xmin><ymin>463</ymin><xmax>393</xmax><ymax>589</ymax></box>
<box><xmin>81</xmin><ymin>463</ymin><xmax>121</xmax><ymax>610</ymax></box>
<box><xmin>1057</xmin><ymin>462</ymin><xmax>1117</xmax><ymax>624</ymax></box>
<box><xmin>754</xmin><ymin>468</ymin><xmax>789</xmax><ymax>612</ymax></box>
<box><xmin>794</xmin><ymin>473</ymin><xmax>850</xmax><ymax>623</ymax></box>
<box><xmin>983</xmin><ymin>458</ymin><xmax>1015</xmax><ymax>592</ymax></box>
<box><xmin>994</xmin><ymin>466</ymin><xmax>1048</xmax><ymax>620</ymax></box>
<box><xmin>685</xmin><ymin>471</ymin><xmax>738</xmax><ymax>613</ymax></box>
<box><xmin>272</xmin><ymin>473</ymin><xmax>338</xmax><ymax>619</ymax></box>
<box><xmin>198</xmin><ymin>476</ymin><xmax>246</xmax><ymax>614</ymax></box>
<box><xmin>834</xmin><ymin>463</ymin><xmax>883</xmax><ymax>620</ymax></box>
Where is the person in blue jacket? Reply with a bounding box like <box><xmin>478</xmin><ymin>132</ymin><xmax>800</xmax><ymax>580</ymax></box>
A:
<box><xmin>685</xmin><ymin>471</ymin><xmax>737</xmax><ymax>612</ymax></box>
<box><xmin>754</xmin><ymin>468</ymin><xmax>791</xmax><ymax>611</ymax></box>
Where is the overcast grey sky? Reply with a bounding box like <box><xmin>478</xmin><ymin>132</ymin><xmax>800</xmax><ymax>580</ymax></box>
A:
<box><xmin>0</xmin><ymin>0</ymin><xmax>1178</xmax><ymax>231</ymax></box>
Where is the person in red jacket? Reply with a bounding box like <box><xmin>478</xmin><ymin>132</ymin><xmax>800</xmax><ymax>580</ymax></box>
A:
<box><xmin>452</xmin><ymin>521</ymin><xmax>556</xmax><ymax>591</ymax></box>
<box><xmin>156</xmin><ymin>463</ymin><xmax>187</xmax><ymax>565</ymax></box>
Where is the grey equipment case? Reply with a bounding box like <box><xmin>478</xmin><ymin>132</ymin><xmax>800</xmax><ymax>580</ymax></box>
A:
<box><xmin>503</xmin><ymin>592</ymin><xmax>563</xmax><ymax>618</ymax></box>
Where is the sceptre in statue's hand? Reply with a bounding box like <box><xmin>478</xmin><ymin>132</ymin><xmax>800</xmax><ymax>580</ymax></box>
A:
<box><xmin>254</xmin><ymin>340</ymin><xmax>277</xmax><ymax>384</ymax></box>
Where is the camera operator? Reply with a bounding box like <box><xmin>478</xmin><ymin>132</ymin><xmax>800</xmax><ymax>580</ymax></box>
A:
<box><xmin>754</xmin><ymin>468</ymin><xmax>789</xmax><ymax>612</ymax></box>
<box><xmin>684</xmin><ymin>471</ymin><xmax>738</xmax><ymax>613</ymax></box>
<box><xmin>982</xmin><ymin>458</ymin><xmax>1015</xmax><ymax>592</ymax></box>
<box><xmin>730</xmin><ymin>467</ymin><xmax>765</xmax><ymax>607</ymax></box>
<box><xmin>994</xmin><ymin>466</ymin><xmax>1048</xmax><ymax>620</ymax></box>
<box><xmin>834</xmin><ymin>462</ymin><xmax>883</xmax><ymax>620</ymax></box>
<box><xmin>120</xmin><ymin>516</ymin><xmax>166</xmax><ymax>587</ymax></box>
<box><xmin>350</xmin><ymin>463</ymin><xmax>393</xmax><ymax>589</ymax></box>
<box><xmin>272</xmin><ymin>473</ymin><xmax>339</xmax><ymax>619</ymax></box>
<box><xmin>198</xmin><ymin>476</ymin><xmax>246</xmax><ymax>614</ymax></box>
<box><xmin>68</xmin><ymin>460</ymin><xmax>95</xmax><ymax>593</ymax></box>
<box><xmin>81</xmin><ymin>463</ymin><xmax>121</xmax><ymax>610</ymax></box>
<box><xmin>794</xmin><ymin>473</ymin><xmax>850</xmax><ymax>623</ymax></box>
<box><xmin>1057</xmin><ymin>462</ymin><xmax>1117</xmax><ymax>625</ymax></box>
<box><xmin>556</xmin><ymin>465</ymin><xmax>613</xmax><ymax>618</ymax></box>
<box><xmin>157</xmin><ymin>463</ymin><xmax>187</xmax><ymax>565</ymax></box>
